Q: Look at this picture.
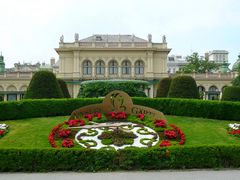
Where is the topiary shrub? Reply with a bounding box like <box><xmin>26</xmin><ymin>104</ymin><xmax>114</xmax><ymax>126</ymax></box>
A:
<box><xmin>156</xmin><ymin>77</ymin><xmax>172</xmax><ymax>97</ymax></box>
<box><xmin>222</xmin><ymin>86</ymin><xmax>240</xmax><ymax>101</ymax></box>
<box><xmin>58</xmin><ymin>79</ymin><xmax>71</xmax><ymax>98</ymax></box>
<box><xmin>78</xmin><ymin>79</ymin><xmax>149</xmax><ymax>98</ymax></box>
<box><xmin>168</xmin><ymin>76</ymin><xmax>199</xmax><ymax>99</ymax></box>
<box><xmin>232</xmin><ymin>75</ymin><xmax>240</xmax><ymax>87</ymax></box>
<box><xmin>24</xmin><ymin>71</ymin><xmax>63</xmax><ymax>99</ymax></box>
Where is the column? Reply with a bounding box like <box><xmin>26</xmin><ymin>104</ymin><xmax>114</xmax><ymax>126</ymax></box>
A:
<box><xmin>131</xmin><ymin>66</ymin><xmax>135</xmax><ymax>78</ymax></box>
<box><xmin>4</xmin><ymin>94</ymin><xmax>7</xmax><ymax>101</ymax></box>
<box><xmin>105</xmin><ymin>65</ymin><xmax>108</xmax><ymax>78</ymax></box>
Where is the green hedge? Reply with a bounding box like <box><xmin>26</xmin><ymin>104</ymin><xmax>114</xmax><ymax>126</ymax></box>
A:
<box><xmin>222</xmin><ymin>86</ymin><xmax>240</xmax><ymax>101</ymax></box>
<box><xmin>1</xmin><ymin>145</ymin><xmax>240</xmax><ymax>171</ymax></box>
<box><xmin>1</xmin><ymin>98</ymin><xmax>240</xmax><ymax>121</ymax></box>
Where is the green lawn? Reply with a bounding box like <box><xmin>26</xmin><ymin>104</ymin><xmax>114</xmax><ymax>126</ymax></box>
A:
<box><xmin>0</xmin><ymin>115</ymin><xmax>240</xmax><ymax>148</ymax></box>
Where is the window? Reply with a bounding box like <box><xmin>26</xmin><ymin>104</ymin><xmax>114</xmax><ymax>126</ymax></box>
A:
<box><xmin>109</xmin><ymin>60</ymin><xmax>118</xmax><ymax>75</ymax></box>
<box><xmin>135</xmin><ymin>60</ymin><xmax>144</xmax><ymax>74</ymax></box>
<box><xmin>83</xmin><ymin>60</ymin><xmax>92</xmax><ymax>75</ymax></box>
<box><xmin>7</xmin><ymin>94</ymin><xmax>17</xmax><ymax>101</ymax></box>
<box><xmin>96</xmin><ymin>60</ymin><xmax>105</xmax><ymax>75</ymax></box>
<box><xmin>122</xmin><ymin>60</ymin><xmax>131</xmax><ymax>75</ymax></box>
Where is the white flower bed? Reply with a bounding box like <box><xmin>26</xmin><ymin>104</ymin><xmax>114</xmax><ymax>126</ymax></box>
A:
<box><xmin>0</xmin><ymin>124</ymin><xmax>8</xmax><ymax>130</ymax></box>
<box><xmin>228</xmin><ymin>123</ymin><xmax>240</xmax><ymax>130</ymax></box>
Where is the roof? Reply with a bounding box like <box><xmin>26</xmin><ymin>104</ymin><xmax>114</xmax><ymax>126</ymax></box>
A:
<box><xmin>80</xmin><ymin>34</ymin><xmax>148</xmax><ymax>43</ymax></box>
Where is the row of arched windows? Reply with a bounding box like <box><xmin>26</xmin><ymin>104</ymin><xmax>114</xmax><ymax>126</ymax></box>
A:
<box><xmin>82</xmin><ymin>60</ymin><xmax>144</xmax><ymax>75</ymax></box>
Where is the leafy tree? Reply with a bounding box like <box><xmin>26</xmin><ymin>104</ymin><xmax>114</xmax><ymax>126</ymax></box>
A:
<box><xmin>58</xmin><ymin>79</ymin><xmax>71</xmax><ymax>98</ymax></box>
<box><xmin>78</xmin><ymin>80</ymin><xmax>149</xmax><ymax>98</ymax></box>
<box><xmin>24</xmin><ymin>71</ymin><xmax>63</xmax><ymax>99</ymax></box>
<box><xmin>156</xmin><ymin>77</ymin><xmax>172</xmax><ymax>97</ymax></box>
<box><xmin>232</xmin><ymin>75</ymin><xmax>240</xmax><ymax>87</ymax></box>
<box><xmin>222</xmin><ymin>86</ymin><xmax>240</xmax><ymax>101</ymax></box>
<box><xmin>168</xmin><ymin>76</ymin><xmax>199</xmax><ymax>99</ymax></box>
<box><xmin>179</xmin><ymin>52</ymin><xmax>218</xmax><ymax>73</ymax></box>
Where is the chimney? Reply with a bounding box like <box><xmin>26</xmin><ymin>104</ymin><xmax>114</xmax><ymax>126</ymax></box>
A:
<box><xmin>50</xmin><ymin>57</ymin><xmax>55</xmax><ymax>66</ymax></box>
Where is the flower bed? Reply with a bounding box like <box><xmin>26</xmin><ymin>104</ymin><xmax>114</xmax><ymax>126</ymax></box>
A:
<box><xmin>228</xmin><ymin>123</ymin><xmax>240</xmax><ymax>137</ymax></box>
<box><xmin>48</xmin><ymin>112</ymin><xmax>185</xmax><ymax>149</ymax></box>
<box><xmin>0</xmin><ymin>124</ymin><xmax>9</xmax><ymax>138</ymax></box>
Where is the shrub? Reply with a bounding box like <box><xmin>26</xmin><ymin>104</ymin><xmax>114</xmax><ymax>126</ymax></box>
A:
<box><xmin>1</xmin><ymin>145</ymin><xmax>240</xmax><ymax>171</ymax></box>
<box><xmin>222</xmin><ymin>86</ymin><xmax>240</xmax><ymax>101</ymax></box>
<box><xmin>168</xmin><ymin>76</ymin><xmax>199</xmax><ymax>99</ymax></box>
<box><xmin>58</xmin><ymin>79</ymin><xmax>71</xmax><ymax>98</ymax></box>
<box><xmin>156</xmin><ymin>77</ymin><xmax>172</xmax><ymax>97</ymax></box>
<box><xmin>78</xmin><ymin>79</ymin><xmax>149</xmax><ymax>98</ymax></box>
<box><xmin>232</xmin><ymin>75</ymin><xmax>240</xmax><ymax>87</ymax></box>
<box><xmin>24</xmin><ymin>71</ymin><xmax>63</xmax><ymax>99</ymax></box>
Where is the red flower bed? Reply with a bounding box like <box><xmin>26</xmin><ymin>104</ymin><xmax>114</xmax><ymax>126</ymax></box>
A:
<box><xmin>58</xmin><ymin>129</ymin><xmax>71</xmax><ymax>138</ymax></box>
<box><xmin>0</xmin><ymin>130</ymin><xmax>5</xmax><ymax>136</ymax></box>
<box><xmin>108</xmin><ymin>112</ymin><xmax>127</xmax><ymax>120</ymax></box>
<box><xmin>169</xmin><ymin>124</ymin><xmax>185</xmax><ymax>145</ymax></box>
<box><xmin>164</xmin><ymin>130</ymin><xmax>177</xmax><ymax>139</ymax></box>
<box><xmin>160</xmin><ymin>140</ymin><xmax>171</xmax><ymax>147</ymax></box>
<box><xmin>62</xmin><ymin>138</ymin><xmax>74</xmax><ymax>148</ymax></box>
<box><xmin>228</xmin><ymin>129</ymin><xmax>240</xmax><ymax>135</ymax></box>
<box><xmin>137</xmin><ymin>114</ymin><xmax>145</xmax><ymax>120</ymax></box>
<box><xmin>84</xmin><ymin>114</ymin><xmax>93</xmax><ymax>121</ymax></box>
<box><xmin>94</xmin><ymin>112</ymin><xmax>102</xmax><ymax>119</ymax></box>
<box><xmin>154</xmin><ymin>119</ymin><xmax>166</xmax><ymax>128</ymax></box>
<box><xmin>68</xmin><ymin>119</ymin><xmax>85</xmax><ymax>127</ymax></box>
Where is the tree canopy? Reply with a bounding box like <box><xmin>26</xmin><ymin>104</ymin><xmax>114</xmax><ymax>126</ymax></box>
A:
<box><xmin>179</xmin><ymin>52</ymin><xmax>218</xmax><ymax>73</ymax></box>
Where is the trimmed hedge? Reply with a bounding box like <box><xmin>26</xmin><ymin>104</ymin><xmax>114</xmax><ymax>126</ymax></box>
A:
<box><xmin>1</xmin><ymin>145</ymin><xmax>240</xmax><ymax>171</ymax></box>
<box><xmin>222</xmin><ymin>86</ymin><xmax>240</xmax><ymax>101</ymax></box>
<box><xmin>156</xmin><ymin>77</ymin><xmax>172</xmax><ymax>97</ymax></box>
<box><xmin>58</xmin><ymin>79</ymin><xmax>71</xmax><ymax>98</ymax></box>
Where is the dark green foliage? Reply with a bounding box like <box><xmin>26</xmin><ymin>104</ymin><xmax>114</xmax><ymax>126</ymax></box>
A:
<box><xmin>58</xmin><ymin>79</ymin><xmax>71</xmax><ymax>98</ymax></box>
<box><xmin>24</xmin><ymin>71</ymin><xmax>63</xmax><ymax>99</ymax></box>
<box><xmin>1</xmin><ymin>145</ymin><xmax>240</xmax><ymax>171</ymax></box>
<box><xmin>1</xmin><ymin>97</ymin><xmax>240</xmax><ymax>121</ymax></box>
<box><xmin>222</xmin><ymin>86</ymin><xmax>240</xmax><ymax>101</ymax></box>
<box><xmin>232</xmin><ymin>75</ymin><xmax>240</xmax><ymax>87</ymax></box>
<box><xmin>168</xmin><ymin>76</ymin><xmax>199</xmax><ymax>99</ymax></box>
<box><xmin>156</xmin><ymin>77</ymin><xmax>172</xmax><ymax>97</ymax></box>
<box><xmin>78</xmin><ymin>80</ymin><xmax>149</xmax><ymax>97</ymax></box>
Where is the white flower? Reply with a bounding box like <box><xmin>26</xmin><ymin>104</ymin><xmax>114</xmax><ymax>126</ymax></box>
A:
<box><xmin>229</xmin><ymin>123</ymin><xmax>240</xmax><ymax>130</ymax></box>
<box><xmin>0</xmin><ymin>124</ymin><xmax>8</xmax><ymax>130</ymax></box>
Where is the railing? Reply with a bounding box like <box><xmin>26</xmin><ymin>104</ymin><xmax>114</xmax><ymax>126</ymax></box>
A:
<box><xmin>0</xmin><ymin>72</ymin><xmax>33</xmax><ymax>79</ymax></box>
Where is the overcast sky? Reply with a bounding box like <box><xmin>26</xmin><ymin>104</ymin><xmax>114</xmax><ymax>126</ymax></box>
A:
<box><xmin>0</xmin><ymin>0</ymin><xmax>239</xmax><ymax>68</ymax></box>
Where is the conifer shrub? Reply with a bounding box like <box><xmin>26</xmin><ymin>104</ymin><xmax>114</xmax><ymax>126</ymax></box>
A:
<box><xmin>168</xmin><ymin>76</ymin><xmax>199</xmax><ymax>99</ymax></box>
<box><xmin>156</xmin><ymin>77</ymin><xmax>172</xmax><ymax>97</ymax></box>
<box><xmin>58</xmin><ymin>79</ymin><xmax>71</xmax><ymax>98</ymax></box>
<box><xmin>24</xmin><ymin>71</ymin><xmax>63</xmax><ymax>99</ymax></box>
<box><xmin>222</xmin><ymin>86</ymin><xmax>240</xmax><ymax>101</ymax></box>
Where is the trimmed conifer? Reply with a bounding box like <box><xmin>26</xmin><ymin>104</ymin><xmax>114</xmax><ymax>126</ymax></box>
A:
<box><xmin>156</xmin><ymin>77</ymin><xmax>172</xmax><ymax>97</ymax></box>
<box><xmin>58</xmin><ymin>79</ymin><xmax>71</xmax><ymax>98</ymax></box>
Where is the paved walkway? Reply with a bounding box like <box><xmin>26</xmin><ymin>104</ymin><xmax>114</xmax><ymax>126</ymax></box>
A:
<box><xmin>1</xmin><ymin>170</ymin><xmax>240</xmax><ymax>180</ymax></box>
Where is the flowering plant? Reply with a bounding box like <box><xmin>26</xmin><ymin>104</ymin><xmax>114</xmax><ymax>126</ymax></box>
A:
<box><xmin>58</xmin><ymin>129</ymin><xmax>71</xmax><ymax>138</ymax></box>
<box><xmin>137</xmin><ymin>114</ymin><xmax>145</xmax><ymax>120</ymax></box>
<box><xmin>0</xmin><ymin>123</ymin><xmax>8</xmax><ymax>138</ymax></box>
<box><xmin>169</xmin><ymin>124</ymin><xmax>185</xmax><ymax>145</ymax></box>
<box><xmin>154</xmin><ymin>119</ymin><xmax>166</xmax><ymax>128</ymax></box>
<box><xmin>228</xmin><ymin>123</ymin><xmax>240</xmax><ymax>136</ymax></box>
<box><xmin>62</xmin><ymin>138</ymin><xmax>74</xmax><ymax>148</ymax></box>
<box><xmin>107</xmin><ymin>112</ymin><xmax>127</xmax><ymax>120</ymax></box>
<box><xmin>164</xmin><ymin>130</ymin><xmax>177</xmax><ymax>139</ymax></box>
<box><xmin>0</xmin><ymin>130</ymin><xmax>5</xmax><ymax>136</ymax></box>
<box><xmin>160</xmin><ymin>140</ymin><xmax>171</xmax><ymax>147</ymax></box>
<box><xmin>68</xmin><ymin>119</ymin><xmax>85</xmax><ymax>127</ymax></box>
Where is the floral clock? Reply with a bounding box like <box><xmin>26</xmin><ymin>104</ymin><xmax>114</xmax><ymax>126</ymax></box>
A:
<box><xmin>0</xmin><ymin>123</ymin><xmax>9</xmax><ymax>138</ymax></box>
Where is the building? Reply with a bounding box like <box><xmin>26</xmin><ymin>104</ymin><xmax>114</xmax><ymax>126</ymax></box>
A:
<box><xmin>0</xmin><ymin>53</ymin><xmax>5</xmax><ymax>73</ymax></box>
<box><xmin>167</xmin><ymin>55</ymin><xmax>188</xmax><ymax>74</ymax></box>
<box><xmin>207</xmin><ymin>50</ymin><xmax>229</xmax><ymax>64</ymax></box>
<box><xmin>55</xmin><ymin>34</ymin><xmax>171</xmax><ymax>98</ymax></box>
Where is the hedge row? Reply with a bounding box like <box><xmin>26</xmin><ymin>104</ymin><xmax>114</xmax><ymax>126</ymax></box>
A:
<box><xmin>1</xmin><ymin>98</ymin><xmax>240</xmax><ymax>121</ymax></box>
<box><xmin>1</xmin><ymin>145</ymin><xmax>240</xmax><ymax>171</ymax></box>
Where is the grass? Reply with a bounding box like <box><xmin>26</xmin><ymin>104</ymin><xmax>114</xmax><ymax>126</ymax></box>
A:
<box><xmin>0</xmin><ymin>115</ymin><xmax>240</xmax><ymax>148</ymax></box>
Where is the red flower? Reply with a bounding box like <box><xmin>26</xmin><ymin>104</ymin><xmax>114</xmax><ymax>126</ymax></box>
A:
<box><xmin>169</xmin><ymin>124</ymin><xmax>185</xmax><ymax>145</ymax></box>
<box><xmin>0</xmin><ymin>130</ymin><xmax>5</xmax><ymax>136</ymax></box>
<box><xmin>229</xmin><ymin>130</ymin><xmax>240</xmax><ymax>134</ymax></box>
<box><xmin>108</xmin><ymin>112</ymin><xmax>115</xmax><ymax>119</ymax></box>
<box><xmin>68</xmin><ymin>119</ymin><xmax>85</xmax><ymax>127</ymax></box>
<box><xmin>94</xmin><ymin>112</ymin><xmax>102</xmax><ymax>119</ymax></box>
<box><xmin>164</xmin><ymin>130</ymin><xmax>177</xmax><ymax>139</ymax></box>
<box><xmin>137</xmin><ymin>114</ymin><xmax>145</xmax><ymax>120</ymax></box>
<box><xmin>84</xmin><ymin>114</ymin><xmax>93</xmax><ymax>121</ymax></box>
<box><xmin>58</xmin><ymin>129</ymin><xmax>71</xmax><ymax>138</ymax></box>
<box><xmin>155</xmin><ymin>119</ymin><xmax>166</xmax><ymax>128</ymax></box>
<box><xmin>107</xmin><ymin>112</ymin><xmax>126</xmax><ymax>120</ymax></box>
<box><xmin>160</xmin><ymin>140</ymin><xmax>171</xmax><ymax>147</ymax></box>
<box><xmin>62</xmin><ymin>138</ymin><xmax>74</xmax><ymax>148</ymax></box>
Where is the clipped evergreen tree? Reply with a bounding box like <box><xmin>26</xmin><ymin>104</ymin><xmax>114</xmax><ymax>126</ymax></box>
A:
<box><xmin>156</xmin><ymin>77</ymin><xmax>172</xmax><ymax>97</ymax></box>
<box><xmin>57</xmin><ymin>79</ymin><xmax>71</xmax><ymax>98</ymax></box>
<box><xmin>24</xmin><ymin>71</ymin><xmax>63</xmax><ymax>99</ymax></box>
<box><xmin>168</xmin><ymin>76</ymin><xmax>199</xmax><ymax>99</ymax></box>
<box><xmin>222</xmin><ymin>86</ymin><xmax>240</xmax><ymax>101</ymax></box>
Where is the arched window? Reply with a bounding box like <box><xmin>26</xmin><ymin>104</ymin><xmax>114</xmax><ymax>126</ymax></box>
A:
<box><xmin>122</xmin><ymin>60</ymin><xmax>131</xmax><ymax>75</ymax></box>
<box><xmin>209</xmin><ymin>86</ymin><xmax>218</xmax><ymax>92</ymax></box>
<box><xmin>109</xmin><ymin>60</ymin><xmax>118</xmax><ymax>75</ymax></box>
<box><xmin>198</xmin><ymin>86</ymin><xmax>205</xmax><ymax>92</ymax></box>
<box><xmin>83</xmin><ymin>60</ymin><xmax>92</xmax><ymax>75</ymax></box>
<box><xmin>135</xmin><ymin>60</ymin><xmax>144</xmax><ymax>75</ymax></box>
<box><xmin>96</xmin><ymin>60</ymin><xmax>105</xmax><ymax>75</ymax></box>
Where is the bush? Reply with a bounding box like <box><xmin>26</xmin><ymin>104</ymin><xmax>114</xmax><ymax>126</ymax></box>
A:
<box><xmin>78</xmin><ymin>79</ymin><xmax>149</xmax><ymax>98</ymax></box>
<box><xmin>232</xmin><ymin>75</ymin><xmax>240</xmax><ymax>87</ymax></box>
<box><xmin>168</xmin><ymin>76</ymin><xmax>199</xmax><ymax>99</ymax></box>
<box><xmin>24</xmin><ymin>71</ymin><xmax>63</xmax><ymax>99</ymax></box>
<box><xmin>1</xmin><ymin>145</ymin><xmax>240</xmax><ymax>171</ymax></box>
<box><xmin>156</xmin><ymin>77</ymin><xmax>172</xmax><ymax>97</ymax></box>
<box><xmin>58</xmin><ymin>79</ymin><xmax>71</xmax><ymax>98</ymax></box>
<box><xmin>1</xmin><ymin>97</ymin><xmax>240</xmax><ymax>121</ymax></box>
<box><xmin>222</xmin><ymin>86</ymin><xmax>240</xmax><ymax>101</ymax></box>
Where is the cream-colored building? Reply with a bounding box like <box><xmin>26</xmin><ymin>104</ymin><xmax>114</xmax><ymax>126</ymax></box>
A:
<box><xmin>55</xmin><ymin>34</ymin><xmax>171</xmax><ymax>98</ymax></box>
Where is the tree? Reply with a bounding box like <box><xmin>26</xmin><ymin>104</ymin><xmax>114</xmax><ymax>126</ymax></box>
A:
<box><xmin>179</xmin><ymin>52</ymin><xmax>218</xmax><ymax>73</ymax></box>
<box><xmin>232</xmin><ymin>75</ymin><xmax>240</xmax><ymax>87</ymax></box>
<box><xmin>156</xmin><ymin>77</ymin><xmax>172</xmax><ymax>97</ymax></box>
<box><xmin>58</xmin><ymin>79</ymin><xmax>71</xmax><ymax>98</ymax></box>
<box><xmin>222</xmin><ymin>86</ymin><xmax>240</xmax><ymax>101</ymax></box>
<box><xmin>168</xmin><ymin>76</ymin><xmax>199</xmax><ymax>99</ymax></box>
<box><xmin>24</xmin><ymin>71</ymin><xmax>63</xmax><ymax>99</ymax></box>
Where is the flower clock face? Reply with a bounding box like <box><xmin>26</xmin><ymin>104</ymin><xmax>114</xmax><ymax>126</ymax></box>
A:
<box><xmin>49</xmin><ymin>112</ymin><xmax>185</xmax><ymax>149</ymax></box>
<box><xmin>0</xmin><ymin>124</ymin><xmax>9</xmax><ymax>139</ymax></box>
<box><xmin>228</xmin><ymin>123</ymin><xmax>240</xmax><ymax>137</ymax></box>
